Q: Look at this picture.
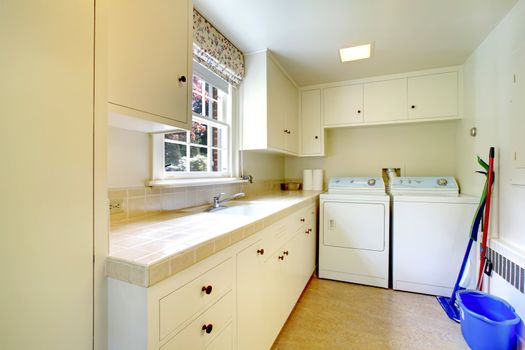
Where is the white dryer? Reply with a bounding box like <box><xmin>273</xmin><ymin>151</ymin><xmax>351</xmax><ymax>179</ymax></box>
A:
<box><xmin>391</xmin><ymin>176</ymin><xmax>478</xmax><ymax>296</ymax></box>
<box><xmin>319</xmin><ymin>177</ymin><xmax>390</xmax><ymax>288</ymax></box>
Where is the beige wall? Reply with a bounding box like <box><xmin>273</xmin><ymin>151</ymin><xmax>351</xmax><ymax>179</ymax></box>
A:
<box><xmin>456</xmin><ymin>0</ymin><xmax>525</xmax><ymax>249</ymax></box>
<box><xmin>242</xmin><ymin>151</ymin><xmax>285</xmax><ymax>182</ymax></box>
<box><xmin>108</xmin><ymin>126</ymin><xmax>151</xmax><ymax>188</ymax></box>
<box><xmin>285</xmin><ymin>121</ymin><xmax>458</xmax><ymax>189</ymax></box>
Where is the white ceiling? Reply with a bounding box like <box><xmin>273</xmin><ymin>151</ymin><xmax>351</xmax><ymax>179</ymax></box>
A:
<box><xmin>193</xmin><ymin>0</ymin><xmax>518</xmax><ymax>86</ymax></box>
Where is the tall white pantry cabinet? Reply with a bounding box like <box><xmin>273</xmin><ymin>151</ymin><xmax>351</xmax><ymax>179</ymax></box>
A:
<box><xmin>0</xmin><ymin>1</ymin><xmax>100</xmax><ymax>350</ymax></box>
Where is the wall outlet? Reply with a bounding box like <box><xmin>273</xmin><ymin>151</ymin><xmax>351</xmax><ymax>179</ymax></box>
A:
<box><xmin>109</xmin><ymin>199</ymin><xmax>124</xmax><ymax>214</ymax></box>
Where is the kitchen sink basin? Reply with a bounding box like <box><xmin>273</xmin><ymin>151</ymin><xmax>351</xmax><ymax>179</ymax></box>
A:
<box><xmin>207</xmin><ymin>202</ymin><xmax>275</xmax><ymax>217</ymax></box>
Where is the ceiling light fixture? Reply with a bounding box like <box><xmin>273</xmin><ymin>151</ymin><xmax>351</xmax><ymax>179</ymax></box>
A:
<box><xmin>339</xmin><ymin>43</ymin><xmax>373</xmax><ymax>62</ymax></box>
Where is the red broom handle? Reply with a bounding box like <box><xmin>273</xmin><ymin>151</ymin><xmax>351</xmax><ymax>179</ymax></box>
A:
<box><xmin>477</xmin><ymin>147</ymin><xmax>495</xmax><ymax>290</ymax></box>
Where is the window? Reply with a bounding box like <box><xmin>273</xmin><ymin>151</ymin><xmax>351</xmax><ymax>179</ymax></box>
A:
<box><xmin>154</xmin><ymin>64</ymin><xmax>233</xmax><ymax>180</ymax></box>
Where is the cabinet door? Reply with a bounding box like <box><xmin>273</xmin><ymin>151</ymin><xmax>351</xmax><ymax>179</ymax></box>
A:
<box><xmin>285</xmin><ymin>83</ymin><xmax>299</xmax><ymax>154</ymax></box>
<box><xmin>323</xmin><ymin>84</ymin><xmax>363</xmax><ymax>126</ymax></box>
<box><xmin>1</xmin><ymin>1</ymin><xmax>94</xmax><ymax>349</ymax></box>
<box><xmin>408</xmin><ymin>71</ymin><xmax>458</xmax><ymax>120</ymax></box>
<box><xmin>300</xmin><ymin>89</ymin><xmax>323</xmax><ymax>156</ymax></box>
<box><xmin>108</xmin><ymin>0</ymin><xmax>191</xmax><ymax>128</ymax></box>
<box><xmin>267</xmin><ymin>57</ymin><xmax>287</xmax><ymax>151</ymax></box>
<box><xmin>237</xmin><ymin>240</ymin><xmax>267</xmax><ymax>350</ymax></box>
<box><xmin>280</xmin><ymin>234</ymin><xmax>306</xmax><ymax>324</ymax></box>
<box><xmin>302</xmin><ymin>206</ymin><xmax>317</xmax><ymax>280</ymax></box>
<box><xmin>364</xmin><ymin>78</ymin><xmax>407</xmax><ymax>123</ymax></box>
<box><xmin>264</xmin><ymin>250</ymin><xmax>284</xmax><ymax>347</ymax></box>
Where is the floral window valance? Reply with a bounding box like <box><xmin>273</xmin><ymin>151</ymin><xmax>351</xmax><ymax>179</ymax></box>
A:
<box><xmin>193</xmin><ymin>9</ymin><xmax>245</xmax><ymax>88</ymax></box>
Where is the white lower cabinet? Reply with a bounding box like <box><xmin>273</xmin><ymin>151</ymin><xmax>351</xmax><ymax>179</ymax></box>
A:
<box><xmin>109</xmin><ymin>203</ymin><xmax>318</xmax><ymax>350</ymax></box>
<box><xmin>237</xmin><ymin>205</ymin><xmax>317</xmax><ymax>350</ymax></box>
<box><xmin>159</xmin><ymin>258</ymin><xmax>234</xmax><ymax>340</ymax></box>
<box><xmin>236</xmin><ymin>239</ymin><xmax>270</xmax><ymax>350</ymax></box>
<box><xmin>161</xmin><ymin>292</ymin><xmax>233</xmax><ymax>350</ymax></box>
<box><xmin>206</xmin><ymin>323</ymin><xmax>233</xmax><ymax>350</ymax></box>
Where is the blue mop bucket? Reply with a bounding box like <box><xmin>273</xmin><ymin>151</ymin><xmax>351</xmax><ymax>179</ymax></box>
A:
<box><xmin>457</xmin><ymin>290</ymin><xmax>521</xmax><ymax>350</ymax></box>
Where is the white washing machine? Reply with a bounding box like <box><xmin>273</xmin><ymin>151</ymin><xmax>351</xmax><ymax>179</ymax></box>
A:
<box><xmin>391</xmin><ymin>176</ymin><xmax>479</xmax><ymax>296</ymax></box>
<box><xmin>319</xmin><ymin>177</ymin><xmax>390</xmax><ymax>288</ymax></box>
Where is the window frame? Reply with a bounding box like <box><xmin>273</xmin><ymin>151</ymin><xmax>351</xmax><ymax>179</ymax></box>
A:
<box><xmin>152</xmin><ymin>62</ymin><xmax>236</xmax><ymax>181</ymax></box>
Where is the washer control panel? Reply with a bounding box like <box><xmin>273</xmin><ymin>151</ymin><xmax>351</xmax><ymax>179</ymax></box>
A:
<box><xmin>328</xmin><ymin>177</ymin><xmax>385</xmax><ymax>194</ymax></box>
<box><xmin>390</xmin><ymin>176</ymin><xmax>459</xmax><ymax>196</ymax></box>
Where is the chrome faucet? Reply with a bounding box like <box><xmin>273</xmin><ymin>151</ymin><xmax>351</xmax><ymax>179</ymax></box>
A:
<box><xmin>211</xmin><ymin>192</ymin><xmax>245</xmax><ymax>209</ymax></box>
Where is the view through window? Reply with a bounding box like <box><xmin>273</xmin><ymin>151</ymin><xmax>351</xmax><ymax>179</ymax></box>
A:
<box><xmin>164</xmin><ymin>72</ymin><xmax>230</xmax><ymax>176</ymax></box>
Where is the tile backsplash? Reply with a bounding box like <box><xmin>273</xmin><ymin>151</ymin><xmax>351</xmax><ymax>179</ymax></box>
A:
<box><xmin>108</xmin><ymin>180</ymin><xmax>282</xmax><ymax>224</ymax></box>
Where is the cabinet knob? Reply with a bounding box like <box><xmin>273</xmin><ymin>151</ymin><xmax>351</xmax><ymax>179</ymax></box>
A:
<box><xmin>357</xmin><ymin>110</ymin><xmax>361</xmax><ymax>114</ymax></box>
<box><xmin>278</xmin><ymin>255</ymin><xmax>284</xmax><ymax>261</ymax></box>
<box><xmin>305</xmin><ymin>229</ymin><xmax>310</xmax><ymax>234</ymax></box>
<box><xmin>300</xmin><ymin>218</ymin><xmax>305</xmax><ymax>222</ymax></box>
<box><xmin>178</xmin><ymin>75</ymin><xmax>187</xmax><ymax>83</ymax></box>
<box><xmin>257</xmin><ymin>248</ymin><xmax>265</xmax><ymax>255</ymax></box>
<box><xmin>283</xmin><ymin>250</ymin><xmax>289</xmax><ymax>256</ymax></box>
<box><xmin>201</xmin><ymin>285</ymin><xmax>213</xmax><ymax>295</ymax></box>
<box><xmin>202</xmin><ymin>324</ymin><xmax>213</xmax><ymax>334</ymax></box>
<box><xmin>314</xmin><ymin>136</ymin><xmax>319</xmax><ymax>139</ymax></box>
<box><xmin>309</xmin><ymin>228</ymin><xmax>313</xmax><ymax>232</ymax></box>
<box><xmin>411</xmin><ymin>105</ymin><xmax>415</xmax><ymax>109</ymax></box>
<box><xmin>288</xmin><ymin>130</ymin><xmax>291</xmax><ymax>134</ymax></box>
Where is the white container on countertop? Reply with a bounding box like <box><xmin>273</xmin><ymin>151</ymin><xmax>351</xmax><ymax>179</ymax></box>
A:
<box><xmin>303</xmin><ymin>169</ymin><xmax>313</xmax><ymax>190</ymax></box>
<box><xmin>313</xmin><ymin>169</ymin><xmax>323</xmax><ymax>190</ymax></box>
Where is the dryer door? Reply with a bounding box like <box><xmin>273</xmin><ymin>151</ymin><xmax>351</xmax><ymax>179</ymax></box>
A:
<box><xmin>323</xmin><ymin>201</ymin><xmax>385</xmax><ymax>251</ymax></box>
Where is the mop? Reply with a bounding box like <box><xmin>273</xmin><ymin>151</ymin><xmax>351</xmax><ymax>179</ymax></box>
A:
<box><xmin>437</xmin><ymin>148</ymin><xmax>494</xmax><ymax>322</ymax></box>
<box><xmin>476</xmin><ymin>147</ymin><xmax>495</xmax><ymax>291</ymax></box>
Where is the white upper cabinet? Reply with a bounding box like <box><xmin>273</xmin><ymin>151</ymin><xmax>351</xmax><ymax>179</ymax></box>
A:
<box><xmin>363</xmin><ymin>78</ymin><xmax>408</xmax><ymax>123</ymax></box>
<box><xmin>323</xmin><ymin>84</ymin><xmax>363</xmax><ymax>126</ymax></box>
<box><xmin>108</xmin><ymin>0</ymin><xmax>192</xmax><ymax>131</ymax></box>
<box><xmin>407</xmin><ymin>71</ymin><xmax>458</xmax><ymax>120</ymax></box>
<box><xmin>241</xmin><ymin>50</ymin><xmax>299</xmax><ymax>155</ymax></box>
<box><xmin>318</xmin><ymin>67</ymin><xmax>462</xmax><ymax>130</ymax></box>
<box><xmin>300</xmin><ymin>89</ymin><xmax>323</xmax><ymax>156</ymax></box>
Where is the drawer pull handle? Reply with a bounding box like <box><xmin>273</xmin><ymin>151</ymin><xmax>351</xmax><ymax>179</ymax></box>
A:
<box><xmin>278</xmin><ymin>255</ymin><xmax>284</xmax><ymax>261</ymax></box>
<box><xmin>201</xmin><ymin>285</ymin><xmax>213</xmax><ymax>295</ymax></box>
<box><xmin>202</xmin><ymin>324</ymin><xmax>213</xmax><ymax>334</ymax></box>
<box><xmin>300</xmin><ymin>218</ymin><xmax>305</xmax><ymax>222</ymax></box>
<box><xmin>283</xmin><ymin>250</ymin><xmax>289</xmax><ymax>256</ymax></box>
<box><xmin>257</xmin><ymin>248</ymin><xmax>265</xmax><ymax>255</ymax></box>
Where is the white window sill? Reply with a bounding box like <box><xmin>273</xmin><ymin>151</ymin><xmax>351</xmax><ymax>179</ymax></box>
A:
<box><xmin>148</xmin><ymin>177</ymin><xmax>248</xmax><ymax>189</ymax></box>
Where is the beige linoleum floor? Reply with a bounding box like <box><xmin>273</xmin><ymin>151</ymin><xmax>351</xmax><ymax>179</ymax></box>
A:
<box><xmin>271</xmin><ymin>277</ymin><xmax>468</xmax><ymax>350</ymax></box>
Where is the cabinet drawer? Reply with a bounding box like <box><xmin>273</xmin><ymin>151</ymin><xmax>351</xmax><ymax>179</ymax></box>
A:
<box><xmin>206</xmin><ymin>323</ymin><xmax>232</xmax><ymax>350</ymax></box>
<box><xmin>159</xmin><ymin>258</ymin><xmax>233</xmax><ymax>340</ymax></box>
<box><xmin>288</xmin><ymin>207</ymin><xmax>310</xmax><ymax>234</ymax></box>
<box><xmin>260</xmin><ymin>220</ymin><xmax>287</xmax><ymax>260</ymax></box>
<box><xmin>161</xmin><ymin>292</ymin><xmax>233</xmax><ymax>350</ymax></box>
<box><xmin>304</xmin><ymin>205</ymin><xmax>316</xmax><ymax>234</ymax></box>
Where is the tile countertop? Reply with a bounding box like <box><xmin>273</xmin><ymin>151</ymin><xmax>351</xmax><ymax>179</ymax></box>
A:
<box><xmin>106</xmin><ymin>191</ymin><xmax>321</xmax><ymax>287</ymax></box>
